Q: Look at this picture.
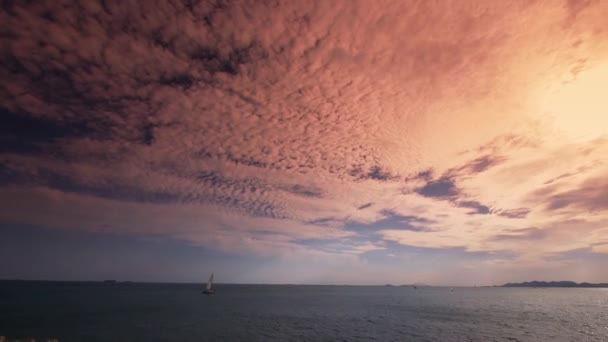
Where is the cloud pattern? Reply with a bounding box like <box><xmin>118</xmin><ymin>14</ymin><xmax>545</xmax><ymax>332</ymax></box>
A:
<box><xmin>1</xmin><ymin>0</ymin><xmax>608</xmax><ymax>284</ymax></box>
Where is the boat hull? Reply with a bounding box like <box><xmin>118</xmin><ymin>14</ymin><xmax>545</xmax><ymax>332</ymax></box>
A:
<box><xmin>202</xmin><ymin>290</ymin><xmax>215</xmax><ymax>294</ymax></box>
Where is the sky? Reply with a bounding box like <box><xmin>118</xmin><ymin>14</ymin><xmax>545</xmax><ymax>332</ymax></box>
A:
<box><xmin>1</xmin><ymin>0</ymin><xmax>607</xmax><ymax>286</ymax></box>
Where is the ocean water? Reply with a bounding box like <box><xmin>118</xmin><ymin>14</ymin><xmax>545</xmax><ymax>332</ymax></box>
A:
<box><xmin>1</xmin><ymin>281</ymin><xmax>607</xmax><ymax>341</ymax></box>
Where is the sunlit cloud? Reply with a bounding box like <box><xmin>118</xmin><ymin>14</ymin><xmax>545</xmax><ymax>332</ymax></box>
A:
<box><xmin>1</xmin><ymin>0</ymin><xmax>608</xmax><ymax>284</ymax></box>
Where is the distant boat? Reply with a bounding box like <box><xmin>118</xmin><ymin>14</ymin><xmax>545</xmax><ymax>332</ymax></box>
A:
<box><xmin>203</xmin><ymin>273</ymin><xmax>215</xmax><ymax>294</ymax></box>
<box><xmin>450</xmin><ymin>288</ymin><xmax>454</xmax><ymax>292</ymax></box>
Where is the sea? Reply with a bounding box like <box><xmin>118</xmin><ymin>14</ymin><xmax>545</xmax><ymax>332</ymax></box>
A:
<box><xmin>1</xmin><ymin>281</ymin><xmax>607</xmax><ymax>341</ymax></box>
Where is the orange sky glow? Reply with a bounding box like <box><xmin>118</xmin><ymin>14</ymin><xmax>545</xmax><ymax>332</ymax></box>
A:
<box><xmin>0</xmin><ymin>0</ymin><xmax>607</xmax><ymax>285</ymax></box>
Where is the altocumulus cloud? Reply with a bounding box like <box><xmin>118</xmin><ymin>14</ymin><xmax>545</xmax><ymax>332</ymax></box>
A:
<box><xmin>1</xmin><ymin>0</ymin><xmax>608</xmax><ymax>284</ymax></box>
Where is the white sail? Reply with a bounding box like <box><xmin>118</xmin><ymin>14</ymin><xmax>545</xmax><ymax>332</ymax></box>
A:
<box><xmin>206</xmin><ymin>273</ymin><xmax>214</xmax><ymax>291</ymax></box>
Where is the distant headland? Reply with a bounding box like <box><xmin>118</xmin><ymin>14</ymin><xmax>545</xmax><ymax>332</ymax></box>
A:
<box><xmin>502</xmin><ymin>281</ymin><xmax>608</xmax><ymax>288</ymax></box>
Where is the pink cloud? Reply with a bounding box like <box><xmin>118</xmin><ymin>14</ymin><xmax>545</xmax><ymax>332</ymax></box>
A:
<box><xmin>1</xmin><ymin>0</ymin><xmax>608</xmax><ymax>283</ymax></box>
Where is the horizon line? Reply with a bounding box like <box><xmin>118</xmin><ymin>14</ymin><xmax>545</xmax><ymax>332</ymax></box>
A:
<box><xmin>3</xmin><ymin>278</ymin><xmax>607</xmax><ymax>287</ymax></box>
<box><xmin>0</xmin><ymin>278</ymin><xmax>481</xmax><ymax>287</ymax></box>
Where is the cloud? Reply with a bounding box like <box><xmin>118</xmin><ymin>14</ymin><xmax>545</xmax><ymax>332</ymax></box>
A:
<box><xmin>458</xmin><ymin>200</ymin><xmax>492</xmax><ymax>215</ymax></box>
<box><xmin>0</xmin><ymin>108</ymin><xmax>92</xmax><ymax>154</ymax></box>
<box><xmin>416</xmin><ymin>177</ymin><xmax>459</xmax><ymax>198</ymax></box>
<box><xmin>495</xmin><ymin>208</ymin><xmax>530</xmax><ymax>219</ymax></box>
<box><xmin>279</xmin><ymin>184</ymin><xmax>324</xmax><ymax>198</ymax></box>
<box><xmin>1</xmin><ymin>0</ymin><xmax>608</xmax><ymax>283</ymax></box>
<box><xmin>349</xmin><ymin>165</ymin><xmax>399</xmax><ymax>182</ymax></box>
<box><xmin>488</xmin><ymin>227</ymin><xmax>547</xmax><ymax>241</ymax></box>
<box><xmin>413</xmin><ymin>153</ymin><xmax>505</xmax><ymax>200</ymax></box>
<box><xmin>346</xmin><ymin>209</ymin><xmax>434</xmax><ymax>233</ymax></box>
<box><xmin>464</xmin><ymin>155</ymin><xmax>505</xmax><ymax>174</ymax></box>
<box><xmin>357</xmin><ymin>202</ymin><xmax>374</xmax><ymax>210</ymax></box>
<box><xmin>543</xmin><ymin>176</ymin><xmax>608</xmax><ymax>211</ymax></box>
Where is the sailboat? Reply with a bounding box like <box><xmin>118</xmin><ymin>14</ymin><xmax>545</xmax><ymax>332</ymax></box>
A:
<box><xmin>203</xmin><ymin>272</ymin><xmax>215</xmax><ymax>294</ymax></box>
